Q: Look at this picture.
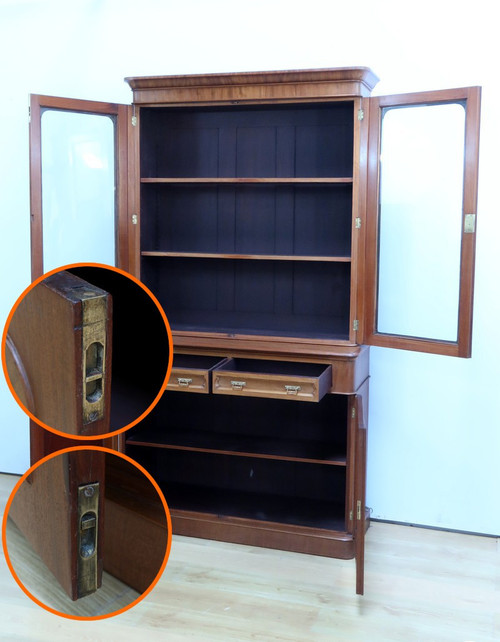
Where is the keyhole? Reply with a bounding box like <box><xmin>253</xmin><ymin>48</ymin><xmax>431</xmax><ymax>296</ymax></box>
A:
<box><xmin>85</xmin><ymin>342</ymin><xmax>103</xmax><ymax>403</ymax></box>
<box><xmin>80</xmin><ymin>511</ymin><xmax>97</xmax><ymax>559</ymax></box>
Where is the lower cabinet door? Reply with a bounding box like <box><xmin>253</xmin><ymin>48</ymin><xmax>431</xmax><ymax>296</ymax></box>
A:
<box><xmin>353</xmin><ymin>378</ymin><xmax>369</xmax><ymax>595</ymax></box>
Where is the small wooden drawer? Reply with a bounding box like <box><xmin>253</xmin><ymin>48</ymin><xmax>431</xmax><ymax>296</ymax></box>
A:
<box><xmin>212</xmin><ymin>358</ymin><xmax>332</xmax><ymax>402</ymax></box>
<box><xmin>168</xmin><ymin>355</ymin><xmax>228</xmax><ymax>393</ymax></box>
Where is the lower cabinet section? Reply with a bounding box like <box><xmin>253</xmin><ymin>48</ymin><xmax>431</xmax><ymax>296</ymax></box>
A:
<box><xmin>126</xmin><ymin>448</ymin><xmax>347</xmax><ymax>531</ymax></box>
<box><xmin>125</xmin><ymin>357</ymin><xmax>368</xmax><ymax>594</ymax></box>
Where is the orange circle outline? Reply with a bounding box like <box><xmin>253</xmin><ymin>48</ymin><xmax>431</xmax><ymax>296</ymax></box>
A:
<box><xmin>1</xmin><ymin>262</ymin><xmax>173</xmax><ymax>440</ymax></box>
<box><xmin>2</xmin><ymin>445</ymin><xmax>173</xmax><ymax>620</ymax></box>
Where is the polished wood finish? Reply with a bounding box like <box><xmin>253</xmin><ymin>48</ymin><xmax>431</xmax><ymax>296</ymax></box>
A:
<box><xmin>8</xmin><ymin>450</ymin><xmax>105</xmax><ymax>600</ymax></box>
<box><xmin>212</xmin><ymin>358</ymin><xmax>332</xmax><ymax>402</ymax></box>
<box><xmin>167</xmin><ymin>355</ymin><xmax>229</xmax><ymax>393</ymax></box>
<box><xmin>171</xmin><ymin>510</ymin><xmax>355</xmax><ymax>559</ymax></box>
<box><xmin>103</xmin><ymin>455</ymin><xmax>168</xmax><ymax>594</ymax></box>
<box><xmin>126</xmin><ymin>67</ymin><xmax>380</xmax><ymax>105</ymax></box>
<box><xmin>6</xmin><ymin>271</ymin><xmax>112</xmax><ymax>436</ymax></box>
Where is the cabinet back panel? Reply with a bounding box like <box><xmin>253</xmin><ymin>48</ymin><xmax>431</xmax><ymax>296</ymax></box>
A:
<box><xmin>141</xmin><ymin>184</ymin><xmax>352</xmax><ymax>257</ymax></box>
<box><xmin>142</xmin><ymin>258</ymin><xmax>350</xmax><ymax>339</ymax></box>
<box><xmin>133</xmin><ymin>392</ymin><xmax>348</xmax><ymax>450</ymax></box>
<box><xmin>129</xmin><ymin>448</ymin><xmax>346</xmax><ymax>504</ymax></box>
<box><xmin>140</xmin><ymin>103</ymin><xmax>354</xmax><ymax>178</ymax></box>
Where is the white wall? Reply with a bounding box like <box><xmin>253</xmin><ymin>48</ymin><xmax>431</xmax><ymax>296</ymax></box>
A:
<box><xmin>1</xmin><ymin>0</ymin><xmax>498</xmax><ymax>535</ymax></box>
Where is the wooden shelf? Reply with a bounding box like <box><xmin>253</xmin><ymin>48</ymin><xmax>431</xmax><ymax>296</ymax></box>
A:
<box><xmin>141</xmin><ymin>177</ymin><xmax>354</xmax><ymax>184</ymax></box>
<box><xmin>126</xmin><ymin>427</ymin><xmax>347</xmax><ymax>466</ymax></box>
<box><xmin>141</xmin><ymin>251</ymin><xmax>351</xmax><ymax>262</ymax></box>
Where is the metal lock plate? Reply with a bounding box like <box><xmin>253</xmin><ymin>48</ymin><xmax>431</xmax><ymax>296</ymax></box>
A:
<box><xmin>77</xmin><ymin>482</ymin><xmax>99</xmax><ymax>597</ymax></box>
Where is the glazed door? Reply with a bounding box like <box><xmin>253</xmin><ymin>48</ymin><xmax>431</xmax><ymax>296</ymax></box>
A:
<box><xmin>8</xmin><ymin>449</ymin><xmax>105</xmax><ymax>601</ymax></box>
<box><xmin>29</xmin><ymin>95</ymin><xmax>134</xmax><ymax>278</ymax></box>
<box><xmin>362</xmin><ymin>87</ymin><xmax>481</xmax><ymax>357</ymax></box>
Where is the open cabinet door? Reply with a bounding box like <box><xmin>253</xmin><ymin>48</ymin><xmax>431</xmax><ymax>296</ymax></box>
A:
<box><xmin>27</xmin><ymin>94</ymin><xmax>139</xmax><ymax>458</ymax></box>
<box><xmin>362</xmin><ymin>87</ymin><xmax>481</xmax><ymax>357</ymax></box>
<box><xmin>8</xmin><ymin>449</ymin><xmax>105</xmax><ymax>601</ymax></box>
<box><xmin>29</xmin><ymin>94</ymin><xmax>136</xmax><ymax>279</ymax></box>
<box><xmin>352</xmin><ymin>380</ymin><xmax>368</xmax><ymax>595</ymax></box>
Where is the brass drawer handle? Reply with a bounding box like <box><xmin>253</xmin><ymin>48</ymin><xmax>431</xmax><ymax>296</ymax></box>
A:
<box><xmin>285</xmin><ymin>385</ymin><xmax>301</xmax><ymax>395</ymax></box>
<box><xmin>230</xmin><ymin>380</ymin><xmax>247</xmax><ymax>391</ymax></box>
<box><xmin>177</xmin><ymin>377</ymin><xmax>193</xmax><ymax>387</ymax></box>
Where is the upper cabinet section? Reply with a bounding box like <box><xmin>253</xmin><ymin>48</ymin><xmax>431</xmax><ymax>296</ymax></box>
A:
<box><xmin>131</xmin><ymin>68</ymin><xmax>381</xmax><ymax>350</ymax></box>
<box><xmin>124</xmin><ymin>68</ymin><xmax>481</xmax><ymax>356</ymax></box>
<box><xmin>30</xmin><ymin>69</ymin><xmax>480</xmax><ymax>358</ymax></box>
<box><xmin>363</xmin><ymin>87</ymin><xmax>481</xmax><ymax>357</ymax></box>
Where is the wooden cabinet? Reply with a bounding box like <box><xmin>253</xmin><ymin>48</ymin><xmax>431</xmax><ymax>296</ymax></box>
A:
<box><xmin>29</xmin><ymin>67</ymin><xmax>481</xmax><ymax>595</ymax></box>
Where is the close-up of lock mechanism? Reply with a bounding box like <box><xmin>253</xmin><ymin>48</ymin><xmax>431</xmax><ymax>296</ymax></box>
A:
<box><xmin>80</xmin><ymin>288</ymin><xmax>108</xmax><ymax>426</ymax></box>
<box><xmin>77</xmin><ymin>482</ymin><xmax>99</xmax><ymax>598</ymax></box>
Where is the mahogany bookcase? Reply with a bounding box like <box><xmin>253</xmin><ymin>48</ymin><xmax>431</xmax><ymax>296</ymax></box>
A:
<box><xmin>28</xmin><ymin>67</ymin><xmax>481</xmax><ymax>594</ymax></box>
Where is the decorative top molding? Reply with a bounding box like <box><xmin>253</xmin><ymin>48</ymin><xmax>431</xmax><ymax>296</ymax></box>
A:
<box><xmin>125</xmin><ymin>67</ymin><xmax>379</xmax><ymax>105</ymax></box>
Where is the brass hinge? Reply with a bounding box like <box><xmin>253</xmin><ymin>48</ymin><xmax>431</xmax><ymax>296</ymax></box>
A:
<box><xmin>358</xmin><ymin>109</ymin><xmax>364</xmax><ymax>121</ymax></box>
<box><xmin>355</xmin><ymin>217</ymin><xmax>361</xmax><ymax>229</ymax></box>
<box><xmin>349</xmin><ymin>509</ymin><xmax>353</xmax><ymax>521</ymax></box>
<box><xmin>356</xmin><ymin>500</ymin><xmax>362</xmax><ymax>520</ymax></box>
<box><xmin>28</xmin><ymin>105</ymin><xmax>31</xmax><ymax>123</ymax></box>
<box><xmin>353</xmin><ymin>319</ymin><xmax>359</xmax><ymax>331</ymax></box>
<box><xmin>132</xmin><ymin>214</ymin><xmax>138</xmax><ymax>225</ymax></box>
<box><xmin>464</xmin><ymin>213</ymin><xmax>476</xmax><ymax>234</ymax></box>
<box><xmin>352</xmin><ymin>407</ymin><xmax>356</xmax><ymax>419</ymax></box>
<box><xmin>131</xmin><ymin>115</ymin><xmax>138</xmax><ymax>127</ymax></box>
<box><xmin>77</xmin><ymin>482</ymin><xmax>99</xmax><ymax>597</ymax></box>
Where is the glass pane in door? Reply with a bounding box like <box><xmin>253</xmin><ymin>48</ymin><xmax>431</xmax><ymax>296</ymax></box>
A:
<box><xmin>41</xmin><ymin>110</ymin><xmax>115</xmax><ymax>271</ymax></box>
<box><xmin>377</xmin><ymin>102</ymin><xmax>465</xmax><ymax>341</ymax></box>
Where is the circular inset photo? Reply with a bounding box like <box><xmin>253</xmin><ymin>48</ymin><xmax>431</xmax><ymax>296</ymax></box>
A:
<box><xmin>2</xmin><ymin>446</ymin><xmax>171</xmax><ymax>619</ymax></box>
<box><xmin>2</xmin><ymin>263</ymin><xmax>172</xmax><ymax>438</ymax></box>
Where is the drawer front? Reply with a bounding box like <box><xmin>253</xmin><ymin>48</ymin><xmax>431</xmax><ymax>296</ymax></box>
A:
<box><xmin>212</xmin><ymin>363</ymin><xmax>332</xmax><ymax>402</ymax></box>
<box><xmin>167</xmin><ymin>368</ymin><xmax>210</xmax><ymax>393</ymax></box>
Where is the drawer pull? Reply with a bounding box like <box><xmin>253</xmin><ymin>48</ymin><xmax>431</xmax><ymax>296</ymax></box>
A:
<box><xmin>177</xmin><ymin>377</ymin><xmax>193</xmax><ymax>387</ymax></box>
<box><xmin>285</xmin><ymin>385</ymin><xmax>301</xmax><ymax>395</ymax></box>
<box><xmin>230</xmin><ymin>380</ymin><xmax>247</xmax><ymax>391</ymax></box>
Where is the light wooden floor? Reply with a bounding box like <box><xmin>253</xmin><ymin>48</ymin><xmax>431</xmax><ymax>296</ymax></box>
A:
<box><xmin>0</xmin><ymin>473</ymin><xmax>498</xmax><ymax>640</ymax></box>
